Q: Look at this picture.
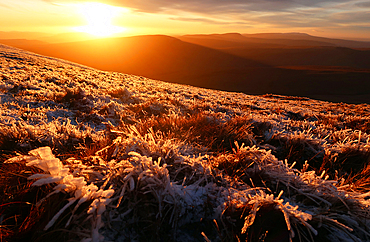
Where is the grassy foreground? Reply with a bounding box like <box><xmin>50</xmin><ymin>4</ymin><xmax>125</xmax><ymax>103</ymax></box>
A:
<box><xmin>1</xmin><ymin>44</ymin><xmax>370</xmax><ymax>241</ymax></box>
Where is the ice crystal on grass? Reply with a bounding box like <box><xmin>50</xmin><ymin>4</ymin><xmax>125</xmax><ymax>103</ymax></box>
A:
<box><xmin>10</xmin><ymin>146</ymin><xmax>114</xmax><ymax>241</ymax></box>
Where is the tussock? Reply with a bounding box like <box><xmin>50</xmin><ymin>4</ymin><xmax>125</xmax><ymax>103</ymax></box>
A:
<box><xmin>1</xmin><ymin>44</ymin><xmax>370</xmax><ymax>242</ymax></box>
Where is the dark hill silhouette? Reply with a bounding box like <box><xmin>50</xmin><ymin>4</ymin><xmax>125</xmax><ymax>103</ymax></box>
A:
<box><xmin>30</xmin><ymin>35</ymin><xmax>267</xmax><ymax>72</ymax></box>
<box><xmin>179</xmin><ymin>33</ymin><xmax>339</xmax><ymax>48</ymax></box>
<box><xmin>178</xmin><ymin>33</ymin><xmax>370</xmax><ymax>68</ymax></box>
<box><xmin>221</xmin><ymin>46</ymin><xmax>370</xmax><ymax>69</ymax></box>
<box><xmin>1</xmin><ymin>34</ymin><xmax>370</xmax><ymax>103</ymax></box>
<box><xmin>178</xmin><ymin>32</ymin><xmax>370</xmax><ymax>104</ymax></box>
<box><xmin>245</xmin><ymin>33</ymin><xmax>370</xmax><ymax>48</ymax></box>
<box><xmin>181</xmin><ymin>32</ymin><xmax>370</xmax><ymax>48</ymax></box>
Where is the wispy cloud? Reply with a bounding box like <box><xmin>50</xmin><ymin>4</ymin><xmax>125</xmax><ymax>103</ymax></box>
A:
<box><xmin>43</xmin><ymin>0</ymin><xmax>353</xmax><ymax>14</ymax></box>
<box><xmin>0</xmin><ymin>3</ymin><xmax>11</xmax><ymax>9</ymax></box>
<box><xmin>39</xmin><ymin>0</ymin><xmax>370</xmax><ymax>37</ymax></box>
<box><xmin>99</xmin><ymin>0</ymin><xmax>349</xmax><ymax>13</ymax></box>
<box><xmin>169</xmin><ymin>16</ymin><xmax>250</xmax><ymax>26</ymax></box>
<box><xmin>356</xmin><ymin>1</ymin><xmax>370</xmax><ymax>8</ymax></box>
<box><xmin>49</xmin><ymin>0</ymin><xmax>369</xmax><ymax>25</ymax></box>
<box><xmin>331</xmin><ymin>10</ymin><xmax>370</xmax><ymax>24</ymax></box>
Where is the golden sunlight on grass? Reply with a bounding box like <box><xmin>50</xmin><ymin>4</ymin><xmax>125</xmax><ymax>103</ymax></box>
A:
<box><xmin>2</xmin><ymin>45</ymin><xmax>370</xmax><ymax>241</ymax></box>
<box><xmin>72</xmin><ymin>2</ymin><xmax>127</xmax><ymax>37</ymax></box>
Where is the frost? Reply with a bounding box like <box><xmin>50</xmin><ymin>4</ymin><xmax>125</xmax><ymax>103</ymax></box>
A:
<box><xmin>2</xmin><ymin>44</ymin><xmax>370</xmax><ymax>242</ymax></box>
<box><xmin>21</xmin><ymin>147</ymin><xmax>114</xmax><ymax>240</ymax></box>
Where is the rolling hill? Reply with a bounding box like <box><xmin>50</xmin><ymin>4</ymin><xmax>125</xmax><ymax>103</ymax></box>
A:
<box><xmin>178</xmin><ymin>33</ymin><xmax>370</xmax><ymax>68</ymax></box>
<box><xmin>1</xmin><ymin>33</ymin><xmax>370</xmax><ymax>104</ymax></box>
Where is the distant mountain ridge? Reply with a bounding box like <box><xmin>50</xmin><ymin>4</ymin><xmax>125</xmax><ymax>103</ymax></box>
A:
<box><xmin>244</xmin><ymin>32</ymin><xmax>370</xmax><ymax>48</ymax></box>
<box><xmin>179</xmin><ymin>33</ymin><xmax>370</xmax><ymax>69</ymax></box>
<box><xmin>180</xmin><ymin>32</ymin><xmax>370</xmax><ymax>48</ymax></box>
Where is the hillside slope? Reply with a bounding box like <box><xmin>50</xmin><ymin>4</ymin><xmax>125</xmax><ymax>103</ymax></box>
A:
<box><xmin>1</xmin><ymin>44</ymin><xmax>370</xmax><ymax>242</ymax></box>
<box><xmin>2</xmin><ymin>35</ymin><xmax>370</xmax><ymax>104</ymax></box>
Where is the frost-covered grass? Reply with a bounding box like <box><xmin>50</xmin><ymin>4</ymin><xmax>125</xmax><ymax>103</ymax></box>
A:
<box><xmin>1</xmin><ymin>44</ymin><xmax>370</xmax><ymax>242</ymax></box>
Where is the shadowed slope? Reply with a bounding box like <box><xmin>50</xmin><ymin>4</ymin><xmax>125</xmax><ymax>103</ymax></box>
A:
<box><xmin>179</xmin><ymin>33</ymin><xmax>370</xmax><ymax>68</ymax></box>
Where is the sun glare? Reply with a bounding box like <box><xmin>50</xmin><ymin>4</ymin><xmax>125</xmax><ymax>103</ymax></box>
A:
<box><xmin>73</xmin><ymin>2</ymin><xmax>127</xmax><ymax>37</ymax></box>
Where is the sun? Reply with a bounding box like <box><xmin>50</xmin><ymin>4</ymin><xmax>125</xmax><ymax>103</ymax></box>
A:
<box><xmin>73</xmin><ymin>2</ymin><xmax>127</xmax><ymax>37</ymax></box>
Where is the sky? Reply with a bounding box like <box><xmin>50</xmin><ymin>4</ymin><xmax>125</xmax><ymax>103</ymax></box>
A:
<box><xmin>0</xmin><ymin>0</ymin><xmax>370</xmax><ymax>40</ymax></box>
